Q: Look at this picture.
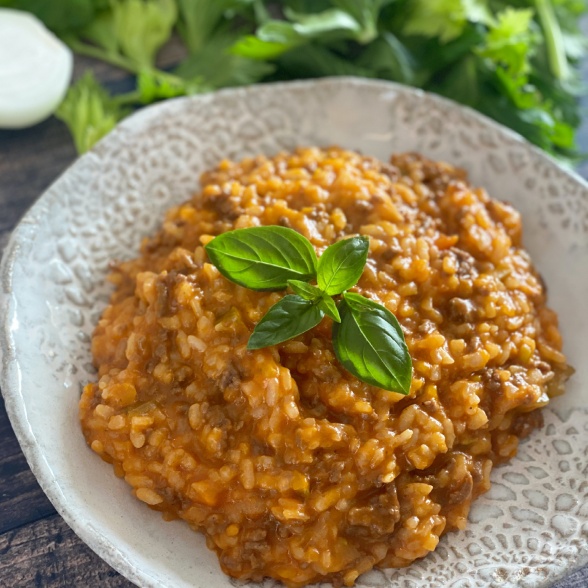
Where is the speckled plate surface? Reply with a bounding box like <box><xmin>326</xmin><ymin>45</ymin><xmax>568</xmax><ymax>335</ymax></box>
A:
<box><xmin>1</xmin><ymin>78</ymin><xmax>587</xmax><ymax>588</ymax></box>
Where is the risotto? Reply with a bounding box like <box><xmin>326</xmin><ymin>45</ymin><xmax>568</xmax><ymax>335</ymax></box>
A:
<box><xmin>80</xmin><ymin>147</ymin><xmax>570</xmax><ymax>586</ymax></box>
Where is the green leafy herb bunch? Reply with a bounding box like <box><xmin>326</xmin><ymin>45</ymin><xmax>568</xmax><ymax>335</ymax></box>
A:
<box><xmin>2</xmin><ymin>0</ymin><xmax>585</xmax><ymax>163</ymax></box>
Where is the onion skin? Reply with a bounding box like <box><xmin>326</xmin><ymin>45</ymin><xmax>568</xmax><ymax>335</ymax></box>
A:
<box><xmin>0</xmin><ymin>9</ymin><xmax>73</xmax><ymax>129</ymax></box>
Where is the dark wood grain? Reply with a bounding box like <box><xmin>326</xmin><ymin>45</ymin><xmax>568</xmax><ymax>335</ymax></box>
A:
<box><xmin>1</xmin><ymin>41</ymin><xmax>588</xmax><ymax>587</ymax></box>
<box><xmin>0</xmin><ymin>446</ymin><xmax>55</xmax><ymax>535</ymax></box>
<box><xmin>0</xmin><ymin>398</ymin><xmax>21</xmax><ymax>458</ymax></box>
<box><xmin>0</xmin><ymin>514</ymin><xmax>133</xmax><ymax>587</ymax></box>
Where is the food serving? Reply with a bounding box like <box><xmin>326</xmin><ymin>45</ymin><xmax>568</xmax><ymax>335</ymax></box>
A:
<box><xmin>80</xmin><ymin>146</ymin><xmax>571</xmax><ymax>586</ymax></box>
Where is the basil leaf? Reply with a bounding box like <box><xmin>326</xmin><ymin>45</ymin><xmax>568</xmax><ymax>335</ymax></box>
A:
<box><xmin>317</xmin><ymin>236</ymin><xmax>369</xmax><ymax>296</ymax></box>
<box><xmin>287</xmin><ymin>279</ymin><xmax>342</xmax><ymax>322</ymax></box>
<box><xmin>317</xmin><ymin>295</ymin><xmax>341</xmax><ymax>323</ymax></box>
<box><xmin>333</xmin><ymin>292</ymin><xmax>412</xmax><ymax>394</ymax></box>
<box><xmin>247</xmin><ymin>295</ymin><xmax>323</xmax><ymax>349</ymax></box>
<box><xmin>287</xmin><ymin>280</ymin><xmax>340</xmax><ymax>322</ymax></box>
<box><xmin>287</xmin><ymin>279</ymin><xmax>322</xmax><ymax>301</ymax></box>
<box><xmin>205</xmin><ymin>226</ymin><xmax>318</xmax><ymax>291</ymax></box>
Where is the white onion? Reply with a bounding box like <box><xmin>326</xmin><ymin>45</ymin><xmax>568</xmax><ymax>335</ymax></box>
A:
<box><xmin>0</xmin><ymin>9</ymin><xmax>73</xmax><ymax>129</ymax></box>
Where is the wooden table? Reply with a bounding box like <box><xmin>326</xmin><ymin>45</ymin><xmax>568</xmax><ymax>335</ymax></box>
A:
<box><xmin>1</xmin><ymin>54</ymin><xmax>588</xmax><ymax>587</ymax></box>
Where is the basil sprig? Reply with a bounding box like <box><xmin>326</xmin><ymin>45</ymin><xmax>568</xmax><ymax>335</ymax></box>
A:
<box><xmin>205</xmin><ymin>226</ymin><xmax>412</xmax><ymax>394</ymax></box>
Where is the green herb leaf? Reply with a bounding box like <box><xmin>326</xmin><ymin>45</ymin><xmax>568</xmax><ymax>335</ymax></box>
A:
<box><xmin>434</xmin><ymin>54</ymin><xmax>480</xmax><ymax>107</ymax></box>
<box><xmin>357</xmin><ymin>32</ymin><xmax>419</xmax><ymax>85</ymax></box>
<box><xmin>403</xmin><ymin>0</ymin><xmax>493</xmax><ymax>44</ymax></box>
<box><xmin>535</xmin><ymin>0</ymin><xmax>571</xmax><ymax>80</ymax></box>
<box><xmin>317</xmin><ymin>295</ymin><xmax>341</xmax><ymax>323</ymax></box>
<box><xmin>232</xmin><ymin>7</ymin><xmax>363</xmax><ymax>60</ymax></box>
<box><xmin>111</xmin><ymin>0</ymin><xmax>177</xmax><ymax>70</ymax></box>
<box><xmin>55</xmin><ymin>71</ymin><xmax>126</xmax><ymax>154</ymax></box>
<box><xmin>232</xmin><ymin>20</ymin><xmax>304</xmax><ymax>60</ymax></box>
<box><xmin>287</xmin><ymin>279</ymin><xmax>322</xmax><ymax>300</ymax></box>
<box><xmin>251</xmin><ymin>0</ymin><xmax>271</xmax><ymax>24</ymax></box>
<box><xmin>67</xmin><ymin>0</ymin><xmax>177</xmax><ymax>72</ymax></box>
<box><xmin>331</xmin><ymin>0</ymin><xmax>394</xmax><ymax>44</ymax></box>
<box><xmin>282</xmin><ymin>0</ymin><xmax>331</xmax><ymax>13</ymax></box>
<box><xmin>136</xmin><ymin>69</ymin><xmax>207</xmax><ymax>103</ymax></box>
<box><xmin>2</xmin><ymin>0</ymin><xmax>97</xmax><ymax>33</ymax></box>
<box><xmin>205</xmin><ymin>226</ymin><xmax>318</xmax><ymax>291</ymax></box>
<box><xmin>230</xmin><ymin>34</ymin><xmax>292</xmax><ymax>60</ymax></box>
<box><xmin>287</xmin><ymin>280</ymin><xmax>341</xmax><ymax>322</ymax></box>
<box><xmin>283</xmin><ymin>7</ymin><xmax>361</xmax><ymax>38</ymax></box>
<box><xmin>317</xmin><ymin>236</ymin><xmax>370</xmax><ymax>296</ymax></box>
<box><xmin>477</xmin><ymin>8</ymin><xmax>537</xmax><ymax>77</ymax></box>
<box><xmin>177</xmin><ymin>0</ymin><xmax>253</xmax><ymax>54</ymax></box>
<box><xmin>175</xmin><ymin>32</ymin><xmax>275</xmax><ymax>88</ymax></box>
<box><xmin>333</xmin><ymin>292</ymin><xmax>412</xmax><ymax>394</ymax></box>
<box><xmin>247</xmin><ymin>295</ymin><xmax>323</xmax><ymax>349</ymax></box>
<box><xmin>278</xmin><ymin>44</ymin><xmax>375</xmax><ymax>78</ymax></box>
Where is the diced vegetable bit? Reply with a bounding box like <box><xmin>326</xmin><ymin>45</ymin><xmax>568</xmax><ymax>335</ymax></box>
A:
<box><xmin>0</xmin><ymin>8</ymin><xmax>73</xmax><ymax>129</ymax></box>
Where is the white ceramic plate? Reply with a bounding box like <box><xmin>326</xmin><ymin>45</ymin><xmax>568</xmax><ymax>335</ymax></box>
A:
<box><xmin>1</xmin><ymin>78</ymin><xmax>587</xmax><ymax>588</ymax></box>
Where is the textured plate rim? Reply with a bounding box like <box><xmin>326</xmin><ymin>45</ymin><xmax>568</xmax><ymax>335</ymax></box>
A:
<box><xmin>1</xmin><ymin>76</ymin><xmax>588</xmax><ymax>588</ymax></box>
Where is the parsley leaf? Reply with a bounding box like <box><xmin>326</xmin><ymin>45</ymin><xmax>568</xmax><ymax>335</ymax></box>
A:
<box><xmin>331</xmin><ymin>0</ymin><xmax>395</xmax><ymax>44</ymax></box>
<box><xmin>403</xmin><ymin>0</ymin><xmax>493</xmax><ymax>44</ymax></box>
<box><xmin>55</xmin><ymin>71</ymin><xmax>126</xmax><ymax>153</ymax></box>
<box><xmin>176</xmin><ymin>32</ymin><xmax>275</xmax><ymax>86</ymax></box>
<box><xmin>111</xmin><ymin>0</ymin><xmax>177</xmax><ymax>70</ymax></box>
<box><xmin>232</xmin><ymin>9</ymin><xmax>363</xmax><ymax>61</ymax></box>
<box><xmin>278</xmin><ymin>44</ymin><xmax>375</xmax><ymax>79</ymax></box>
<box><xmin>135</xmin><ymin>69</ymin><xmax>207</xmax><ymax>103</ymax></box>
<box><xmin>0</xmin><ymin>0</ymin><xmax>97</xmax><ymax>33</ymax></box>
<box><xmin>177</xmin><ymin>0</ymin><xmax>253</xmax><ymax>54</ymax></box>
<box><xmin>357</xmin><ymin>32</ymin><xmax>419</xmax><ymax>85</ymax></box>
<box><xmin>477</xmin><ymin>8</ymin><xmax>537</xmax><ymax>77</ymax></box>
<box><xmin>66</xmin><ymin>0</ymin><xmax>177</xmax><ymax>72</ymax></box>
